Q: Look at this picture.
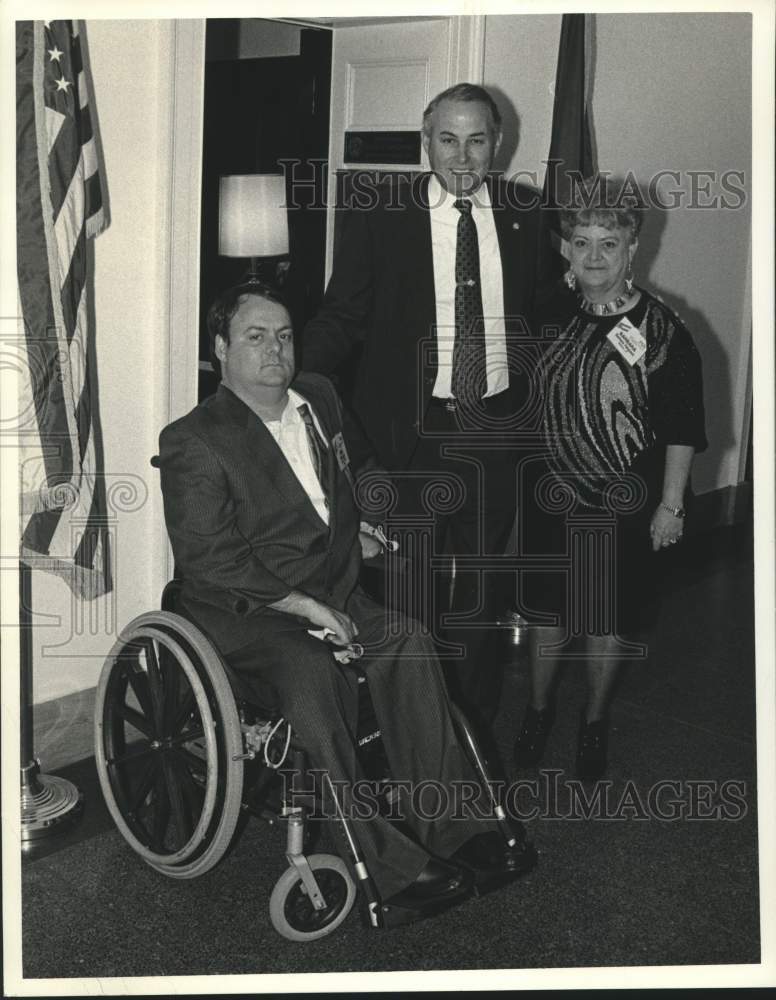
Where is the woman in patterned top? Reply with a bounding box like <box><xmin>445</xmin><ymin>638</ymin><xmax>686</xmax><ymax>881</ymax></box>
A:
<box><xmin>515</xmin><ymin>176</ymin><xmax>707</xmax><ymax>779</ymax></box>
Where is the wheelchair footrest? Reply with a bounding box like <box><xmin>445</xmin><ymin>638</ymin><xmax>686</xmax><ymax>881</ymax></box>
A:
<box><xmin>462</xmin><ymin>841</ymin><xmax>539</xmax><ymax>898</ymax></box>
<box><xmin>358</xmin><ymin>887</ymin><xmax>476</xmax><ymax>929</ymax></box>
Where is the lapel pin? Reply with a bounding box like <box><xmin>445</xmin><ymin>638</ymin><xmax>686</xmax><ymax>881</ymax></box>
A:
<box><xmin>512</xmin><ymin>222</ymin><xmax>520</xmax><ymax>230</ymax></box>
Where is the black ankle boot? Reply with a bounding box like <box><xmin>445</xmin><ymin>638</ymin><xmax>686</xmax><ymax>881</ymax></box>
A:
<box><xmin>576</xmin><ymin>717</ymin><xmax>608</xmax><ymax>780</ymax></box>
<box><xmin>514</xmin><ymin>705</ymin><xmax>555</xmax><ymax>768</ymax></box>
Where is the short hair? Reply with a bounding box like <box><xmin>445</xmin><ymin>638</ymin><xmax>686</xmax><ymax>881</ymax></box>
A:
<box><xmin>559</xmin><ymin>175</ymin><xmax>646</xmax><ymax>243</ymax></box>
<box><xmin>207</xmin><ymin>281</ymin><xmax>289</xmax><ymax>376</ymax></box>
<box><xmin>422</xmin><ymin>83</ymin><xmax>502</xmax><ymax>138</ymax></box>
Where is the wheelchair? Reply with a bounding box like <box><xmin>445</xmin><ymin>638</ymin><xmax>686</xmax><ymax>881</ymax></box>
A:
<box><xmin>94</xmin><ymin>524</ymin><xmax>520</xmax><ymax>941</ymax></box>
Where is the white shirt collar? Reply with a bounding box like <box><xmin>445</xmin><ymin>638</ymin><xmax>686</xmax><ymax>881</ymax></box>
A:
<box><xmin>275</xmin><ymin>387</ymin><xmax>328</xmax><ymax>445</ymax></box>
<box><xmin>427</xmin><ymin>174</ymin><xmax>492</xmax><ymax>217</ymax></box>
<box><xmin>264</xmin><ymin>388</ymin><xmax>309</xmax><ymax>425</ymax></box>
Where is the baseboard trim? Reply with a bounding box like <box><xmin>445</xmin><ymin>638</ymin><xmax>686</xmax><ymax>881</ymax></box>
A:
<box><xmin>32</xmin><ymin>687</ymin><xmax>96</xmax><ymax>772</ymax></box>
<box><xmin>690</xmin><ymin>482</ymin><xmax>753</xmax><ymax>535</ymax></box>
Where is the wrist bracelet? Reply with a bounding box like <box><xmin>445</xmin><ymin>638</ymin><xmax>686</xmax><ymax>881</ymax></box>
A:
<box><xmin>660</xmin><ymin>502</ymin><xmax>685</xmax><ymax>518</ymax></box>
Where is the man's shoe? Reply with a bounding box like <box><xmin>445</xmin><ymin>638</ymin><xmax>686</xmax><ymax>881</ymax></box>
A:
<box><xmin>451</xmin><ymin>831</ymin><xmax>537</xmax><ymax>889</ymax></box>
<box><xmin>514</xmin><ymin>704</ymin><xmax>555</xmax><ymax>768</ymax></box>
<box><xmin>384</xmin><ymin>857</ymin><xmax>473</xmax><ymax>908</ymax></box>
<box><xmin>576</xmin><ymin>717</ymin><xmax>608</xmax><ymax>780</ymax></box>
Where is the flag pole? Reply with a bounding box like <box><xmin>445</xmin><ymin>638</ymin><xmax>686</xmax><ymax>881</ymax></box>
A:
<box><xmin>20</xmin><ymin>560</ymin><xmax>84</xmax><ymax>849</ymax></box>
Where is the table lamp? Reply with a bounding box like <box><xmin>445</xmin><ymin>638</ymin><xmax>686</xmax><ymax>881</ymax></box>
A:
<box><xmin>218</xmin><ymin>173</ymin><xmax>290</xmax><ymax>283</ymax></box>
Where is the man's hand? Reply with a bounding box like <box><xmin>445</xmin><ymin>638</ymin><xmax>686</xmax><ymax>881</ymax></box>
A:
<box><xmin>270</xmin><ymin>590</ymin><xmax>358</xmax><ymax>646</ymax></box>
<box><xmin>305</xmin><ymin>600</ymin><xmax>359</xmax><ymax>646</ymax></box>
<box><xmin>359</xmin><ymin>531</ymin><xmax>382</xmax><ymax>560</ymax></box>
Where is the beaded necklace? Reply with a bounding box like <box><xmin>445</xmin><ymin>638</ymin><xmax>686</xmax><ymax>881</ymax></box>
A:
<box><xmin>577</xmin><ymin>287</ymin><xmax>637</xmax><ymax>316</ymax></box>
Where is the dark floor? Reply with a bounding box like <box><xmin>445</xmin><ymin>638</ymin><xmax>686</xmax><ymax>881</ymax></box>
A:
<box><xmin>19</xmin><ymin>523</ymin><xmax>760</xmax><ymax>983</ymax></box>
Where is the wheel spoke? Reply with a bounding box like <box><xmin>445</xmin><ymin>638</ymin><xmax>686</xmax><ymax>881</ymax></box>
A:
<box><xmin>150</xmin><ymin>763</ymin><xmax>171</xmax><ymax>850</ymax></box>
<box><xmin>124</xmin><ymin>656</ymin><xmax>156</xmax><ymax>731</ymax></box>
<box><xmin>171</xmin><ymin>685</ymin><xmax>196</xmax><ymax>737</ymax></box>
<box><xmin>113</xmin><ymin>700</ymin><xmax>153</xmax><ymax>738</ymax></box>
<box><xmin>125</xmin><ymin>756</ymin><xmax>157</xmax><ymax>817</ymax></box>
<box><xmin>172</xmin><ymin>743</ymin><xmax>209</xmax><ymax>777</ymax></box>
<box><xmin>168</xmin><ymin>749</ymin><xmax>205</xmax><ymax>827</ymax></box>
<box><xmin>161</xmin><ymin>755</ymin><xmax>191</xmax><ymax>847</ymax></box>
<box><xmin>169</xmin><ymin>725</ymin><xmax>205</xmax><ymax>748</ymax></box>
<box><xmin>144</xmin><ymin>639</ymin><xmax>166</xmax><ymax>736</ymax></box>
<box><xmin>107</xmin><ymin>741</ymin><xmax>156</xmax><ymax>768</ymax></box>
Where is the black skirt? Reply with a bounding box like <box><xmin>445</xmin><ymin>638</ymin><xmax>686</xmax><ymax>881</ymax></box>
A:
<box><xmin>517</xmin><ymin>446</ymin><xmax>664</xmax><ymax>636</ymax></box>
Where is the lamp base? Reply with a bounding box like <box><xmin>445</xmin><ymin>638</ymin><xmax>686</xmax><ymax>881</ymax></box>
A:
<box><xmin>245</xmin><ymin>257</ymin><xmax>290</xmax><ymax>286</ymax></box>
<box><xmin>21</xmin><ymin>759</ymin><xmax>84</xmax><ymax>850</ymax></box>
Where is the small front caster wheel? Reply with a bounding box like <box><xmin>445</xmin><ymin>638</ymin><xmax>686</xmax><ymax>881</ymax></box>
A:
<box><xmin>269</xmin><ymin>854</ymin><xmax>356</xmax><ymax>941</ymax></box>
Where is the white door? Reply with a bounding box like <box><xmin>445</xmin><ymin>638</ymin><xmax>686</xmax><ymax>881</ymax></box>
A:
<box><xmin>324</xmin><ymin>16</ymin><xmax>484</xmax><ymax>278</ymax></box>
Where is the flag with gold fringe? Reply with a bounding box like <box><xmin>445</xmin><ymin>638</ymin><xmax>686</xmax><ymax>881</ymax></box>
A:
<box><xmin>16</xmin><ymin>19</ymin><xmax>112</xmax><ymax>599</ymax></box>
<box><xmin>542</xmin><ymin>12</ymin><xmax>596</xmax><ymax>276</ymax></box>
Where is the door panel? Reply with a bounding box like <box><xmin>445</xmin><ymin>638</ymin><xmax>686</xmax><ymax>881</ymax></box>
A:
<box><xmin>325</xmin><ymin>18</ymin><xmax>458</xmax><ymax>280</ymax></box>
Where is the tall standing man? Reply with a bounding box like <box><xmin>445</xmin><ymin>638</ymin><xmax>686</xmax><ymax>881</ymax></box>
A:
<box><xmin>303</xmin><ymin>83</ymin><xmax>549</xmax><ymax>735</ymax></box>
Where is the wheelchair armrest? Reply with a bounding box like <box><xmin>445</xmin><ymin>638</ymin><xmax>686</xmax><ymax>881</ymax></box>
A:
<box><xmin>161</xmin><ymin>578</ymin><xmax>183</xmax><ymax>613</ymax></box>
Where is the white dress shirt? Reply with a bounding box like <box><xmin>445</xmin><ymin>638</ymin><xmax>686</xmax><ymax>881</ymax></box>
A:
<box><xmin>263</xmin><ymin>389</ymin><xmax>329</xmax><ymax>526</ymax></box>
<box><xmin>427</xmin><ymin>174</ymin><xmax>508</xmax><ymax>399</ymax></box>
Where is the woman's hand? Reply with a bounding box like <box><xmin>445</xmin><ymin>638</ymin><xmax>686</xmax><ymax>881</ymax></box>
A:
<box><xmin>649</xmin><ymin>505</ymin><xmax>684</xmax><ymax>551</ymax></box>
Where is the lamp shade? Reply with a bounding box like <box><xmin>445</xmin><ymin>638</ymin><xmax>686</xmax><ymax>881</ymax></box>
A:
<box><xmin>218</xmin><ymin>174</ymin><xmax>289</xmax><ymax>257</ymax></box>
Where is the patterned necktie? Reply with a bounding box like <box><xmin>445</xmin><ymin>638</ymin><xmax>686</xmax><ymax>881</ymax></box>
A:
<box><xmin>451</xmin><ymin>198</ymin><xmax>486</xmax><ymax>404</ymax></box>
<box><xmin>297</xmin><ymin>403</ymin><xmax>328</xmax><ymax>498</ymax></box>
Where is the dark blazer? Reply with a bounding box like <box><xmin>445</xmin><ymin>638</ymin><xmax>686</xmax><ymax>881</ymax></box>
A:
<box><xmin>158</xmin><ymin>373</ymin><xmax>362</xmax><ymax>655</ymax></box>
<box><xmin>303</xmin><ymin>173</ymin><xmax>551</xmax><ymax>467</ymax></box>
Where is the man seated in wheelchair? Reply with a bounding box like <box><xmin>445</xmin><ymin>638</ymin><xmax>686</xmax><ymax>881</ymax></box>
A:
<box><xmin>158</xmin><ymin>281</ymin><xmax>536</xmax><ymax>921</ymax></box>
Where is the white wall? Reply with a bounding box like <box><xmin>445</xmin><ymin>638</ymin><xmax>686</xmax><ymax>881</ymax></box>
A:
<box><xmin>484</xmin><ymin>12</ymin><xmax>752</xmax><ymax>496</ymax></box>
<box><xmin>31</xmin><ymin>20</ymin><xmax>175</xmax><ymax>703</ymax></box>
<box><xmin>484</xmin><ymin>14</ymin><xmax>560</xmax><ymax>187</ymax></box>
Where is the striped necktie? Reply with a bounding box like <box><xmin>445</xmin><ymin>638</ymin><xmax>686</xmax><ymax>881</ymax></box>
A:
<box><xmin>297</xmin><ymin>402</ymin><xmax>328</xmax><ymax>497</ymax></box>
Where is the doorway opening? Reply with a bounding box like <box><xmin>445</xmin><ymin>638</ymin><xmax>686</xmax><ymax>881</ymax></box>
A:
<box><xmin>198</xmin><ymin>18</ymin><xmax>332</xmax><ymax>400</ymax></box>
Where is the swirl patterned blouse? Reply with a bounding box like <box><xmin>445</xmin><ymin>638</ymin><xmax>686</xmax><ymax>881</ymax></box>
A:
<box><xmin>520</xmin><ymin>286</ymin><xmax>707</xmax><ymax>635</ymax></box>
<box><xmin>542</xmin><ymin>288</ymin><xmax>707</xmax><ymax>510</ymax></box>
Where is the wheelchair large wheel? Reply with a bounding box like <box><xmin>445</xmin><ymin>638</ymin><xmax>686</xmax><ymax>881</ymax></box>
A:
<box><xmin>95</xmin><ymin>611</ymin><xmax>244</xmax><ymax>879</ymax></box>
<box><xmin>269</xmin><ymin>854</ymin><xmax>356</xmax><ymax>942</ymax></box>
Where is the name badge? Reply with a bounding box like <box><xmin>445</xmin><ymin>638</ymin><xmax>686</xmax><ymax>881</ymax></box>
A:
<box><xmin>332</xmin><ymin>432</ymin><xmax>350</xmax><ymax>471</ymax></box>
<box><xmin>607</xmin><ymin>317</ymin><xmax>647</xmax><ymax>366</ymax></box>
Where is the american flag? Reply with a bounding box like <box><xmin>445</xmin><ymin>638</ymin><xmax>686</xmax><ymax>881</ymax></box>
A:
<box><xmin>16</xmin><ymin>19</ymin><xmax>112</xmax><ymax>599</ymax></box>
<box><xmin>542</xmin><ymin>13</ymin><xmax>596</xmax><ymax>275</ymax></box>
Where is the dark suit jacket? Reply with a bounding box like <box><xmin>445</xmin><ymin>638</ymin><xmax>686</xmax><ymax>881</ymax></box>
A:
<box><xmin>303</xmin><ymin>173</ymin><xmax>551</xmax><ymax>468</ymax></box>
<box><xmin>158</xmin><ymin>374</ymin><xmax>362</xmax><ymax>655</ymax></box>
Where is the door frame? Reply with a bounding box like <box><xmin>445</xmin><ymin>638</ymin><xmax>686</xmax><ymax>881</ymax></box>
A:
<box><xmin>166</xmin><ymin>19</ymin><xmax>206</xmax><ymax>431</ymax></box>
<box><xmin>165</xmin><ymin>13</ymin><xmax>485</xmax><ymax>419</ymax></box>
<box><xmin>163</xmin><ymin>19</ymin><xmax>206</xmax><ymax>584</ymax></box>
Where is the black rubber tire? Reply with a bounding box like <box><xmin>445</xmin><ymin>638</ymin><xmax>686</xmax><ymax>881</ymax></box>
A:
<box><xmin>269</xmin><ymin>854</ymin><xmax>356</xmax><ymax>941</ymax></box>
<box><xmin>94</xmin><ymin>612</ymin><xmax>244</xmax><ymax>878</ymax></box>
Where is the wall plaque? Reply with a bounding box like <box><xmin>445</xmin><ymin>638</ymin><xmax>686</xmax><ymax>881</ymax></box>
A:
<box><xmin>344</xmin><ymin>131</ymin><xmax>422</xmax><ymax>165</ymax></box>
